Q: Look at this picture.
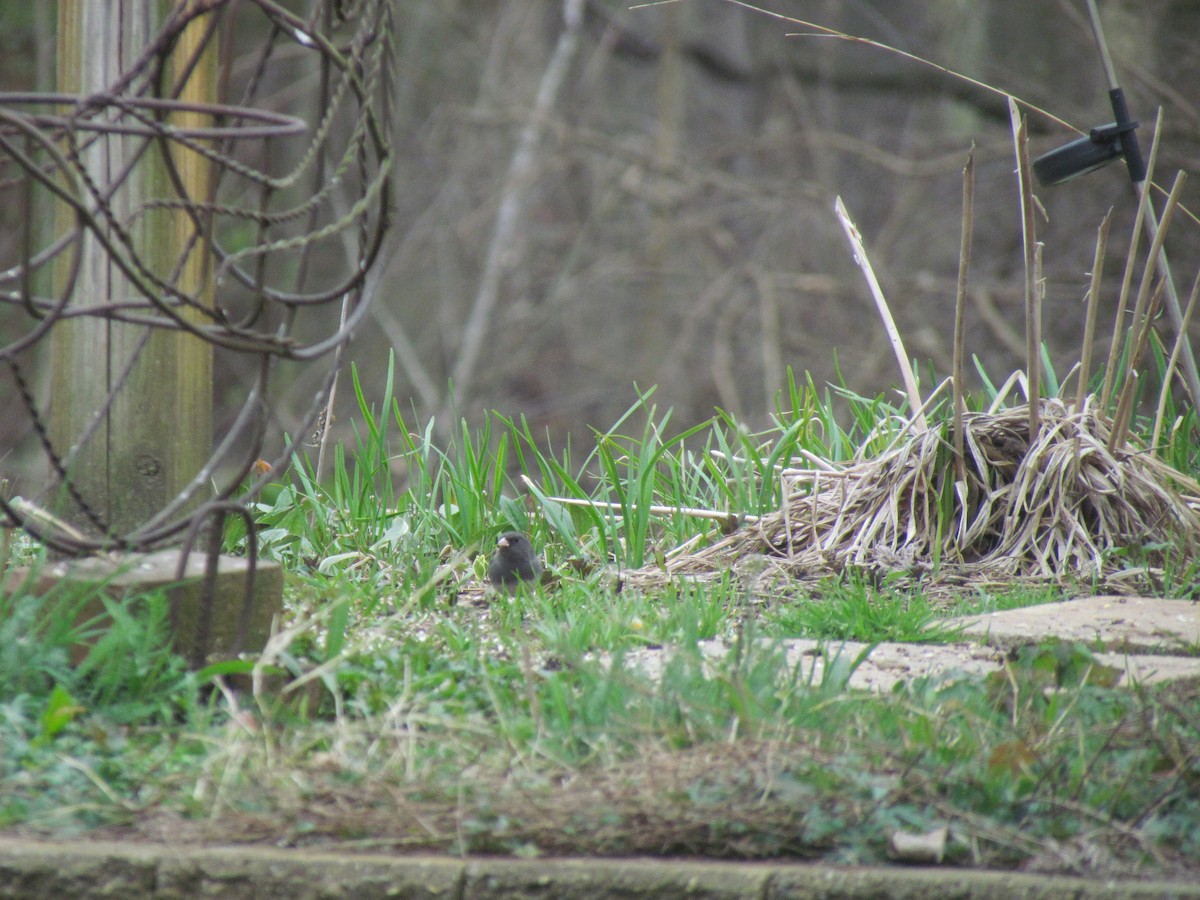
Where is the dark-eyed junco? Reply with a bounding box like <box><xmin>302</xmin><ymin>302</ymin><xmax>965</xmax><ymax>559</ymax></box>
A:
<box><xmin>486</xmin><ymin>531</ymin><xmax>543</xmax><ymax>591</ymax></box>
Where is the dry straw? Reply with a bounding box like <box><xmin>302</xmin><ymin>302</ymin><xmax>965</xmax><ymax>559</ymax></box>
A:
<box><xmin>652</xmin><ymin>109</ymin><xmax>1200</xmax><ymax>595</ymax></box>
<box><xmin>678</xmin><ymin>398</ymin><xmax>1200</xmax><ymax>589</ymax></box>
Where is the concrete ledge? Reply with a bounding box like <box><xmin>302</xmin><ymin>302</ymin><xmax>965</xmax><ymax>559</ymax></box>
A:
<box><xmin>952</xmin><ymin>595</ymin><xmax>1200</xmax><ymax>655</ymax></box>
<box><xmin>5</xmin><ymin>549</ymin><xmax>282</xmax><ymax>667</ymax></box>
<box><xmin>616</xmin><ymin>637</ymin><xmax>1200</xmax><ymax>692</ymax></box>
<box><xmin>611</xmin><ymin>595</ymin><xmax>1200</xmax><ymax>692</ymax></box>
<box><xmin>1</xmin><ymin>838</ymin><xmax>1197</xmax><ymax>899</ymax></box>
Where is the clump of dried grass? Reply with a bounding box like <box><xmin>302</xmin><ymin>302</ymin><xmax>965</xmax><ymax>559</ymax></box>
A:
<box><xmin>655</xmin><ymin>111</ymin><xmax>1200</xmax><ymax>595</ymax></box>
<box><xmin>674</xmin><ymin>396</ymin><xmax>1200</xmax><ymax>590</ymax></box>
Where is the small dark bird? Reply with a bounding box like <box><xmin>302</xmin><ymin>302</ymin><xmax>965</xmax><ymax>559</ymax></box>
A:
<box><xmin>486</xmin><ymin>531</ymin><xmax>543</xmax><ymax>591</ymax></box>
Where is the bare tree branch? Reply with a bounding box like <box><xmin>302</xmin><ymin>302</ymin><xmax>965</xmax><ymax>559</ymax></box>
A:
<box><xmin>442</xmin><ymin>0</ymin><xmax>585</xmax><ymax>421</ymax></box>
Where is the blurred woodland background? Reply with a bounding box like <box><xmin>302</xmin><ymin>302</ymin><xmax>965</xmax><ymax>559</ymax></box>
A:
<box><xmin>1</xmin><ymin>0</ymin><xmax>1198</xmax><ymax>486</ymax></box>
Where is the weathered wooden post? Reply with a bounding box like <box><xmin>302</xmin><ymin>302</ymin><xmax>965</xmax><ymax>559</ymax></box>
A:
<box><xmin>35</xmin><ymin>1</ymin><xmax>281</xmax><ymax>669</ymax></box>
<box><xmin>49</xmin><ymin>0</ymin><xmax>213</xmax><ymax>536</ymax></box>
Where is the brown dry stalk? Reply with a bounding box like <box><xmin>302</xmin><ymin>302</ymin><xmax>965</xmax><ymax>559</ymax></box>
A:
<box><xmin>834</xmin><ymin>196</ymin><xmax>927</xmax><ymax>432</ymax></box>
<box><xmin>1102</xmin><ymin>114</ymin><xmax>1163</xmax><ymax>410</ymax></box>
<box><xmin>1076</xmin><ymin>210</ymin><xmax>1111</xmax><ymax>413</ymax></box>
<box><xmin>1108</xmin><ymin>171</ymin><xmax>1188</xmax><ymax>450</ymax></box>
<box><xmin>1126</xmin><ymin>171</ymin><xmax>1188</xmax><ymax>347</ymax></box>
<box><xmin>1109</xmin><ymin>279</ymin><xmax>1165</xmax><ymax>453</ymax></box>
<box><xmin>953</xmin><ymin>146</ymin><xmax>975</xmax><ymax>483</ymax></box>
<box><xmin>1153</xmin><ymin>271</ymin><xmax>1200</xmax><ymax>449</ymax></box>
<box><xmin>1009</xmin><ymin>97</ymin><xmax>1040</xmax><ymax>444</ymax></box>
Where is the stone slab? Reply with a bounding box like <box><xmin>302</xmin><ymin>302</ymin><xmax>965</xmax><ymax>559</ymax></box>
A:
<box><xmin>949</xmin><ymin>595</ymin><xmax>1200</xmax><ymax>655</ymax></box>
<box><xmin>612</xmin><ymin>594</ymin><xmax>1200</xmax><ymax>692</ymax></box>
<box><xmin>4</xmin><ymin>549</ymin><xmax>282</xmax><ymax>668</ymax></box>
<box><xmin>614</xmin><ymin>636</ymin><xmax>1200</xmax><ymax>693</ymax></box>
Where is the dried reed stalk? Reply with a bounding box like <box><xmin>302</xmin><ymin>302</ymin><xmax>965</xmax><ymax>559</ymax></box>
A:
<box><xmin>520</xmin><ymin>474</ymin><xmax>756</xmax><ymax>527</ymax></box>
<box><xmin>1075</xmin><ymin>211</ymin><xmax>1111</xmax><ymax>413</ymax></box>
<box><xmin>1108</xmin><ymin>171</ymin><xmax>1187</xmax><ymax>450</ymax></box>
<box><xmin>1009</xmin><ymin>97</ymin><xmax>1040</xmax><ymax>444</ymax></box>
<box><xmin>1102</xmin><ymin>114</ymin><xmax>1163</xmax><ymax>410</ymax></box>
<box><xmin>1152</xmin><ymin>272</ymin><xmax>1200</xmax><ymax>448</ymax></box>
<box><xmin>953</xmin><ymin>146</ymin><xmax>975</xmax><ymax>482</ymax></box>
<box><xmin>834</xmin><ymin>196</ymin><xmax>927</xmax><ymax>432</ymax></box>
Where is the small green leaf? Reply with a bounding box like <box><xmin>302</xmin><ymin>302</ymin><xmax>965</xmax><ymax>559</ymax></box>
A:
<box><xmin>38</xmin><ymin>685</ymin><xmax>85</xmax><ymax>743</ymax></box>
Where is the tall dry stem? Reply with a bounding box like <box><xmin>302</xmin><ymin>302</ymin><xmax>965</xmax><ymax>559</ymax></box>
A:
<box><xmin>1153</xmin><ymin>271</ymin><xmax>1200</xmax><ymax>450</ymax></box>
<box><xmin>1101</xmin><ymin>115</ymin><xmax>1162</xmax><ymax>410</ymax></box>
<box><xmin>833</xmin><ymin>197</ymin><xmax>926</xmax><ymax>432</ymax></box>
<box><xmin>1109</xmin><ymin>281</ymin><xmax>1164</xmax><ymax>452</ymax></box>
<box><xmin>1108</xmin><ymin>170</ymin><xmax>1187</xmax><ymax>450</ymax></box>
<box><xmin>1009</xmin><ymin>97</ymin><xmax>1040</xmax><ymax>443</ymax></box>
<box><xmin>1075</xmin><ymin>211</ymin><xmax>1111</xmax><ymax>413</ymax></box>
<box><xmin>953</xmin><ymin>146</ymin><xmax>975</xmax><ymax>481</ymax></box>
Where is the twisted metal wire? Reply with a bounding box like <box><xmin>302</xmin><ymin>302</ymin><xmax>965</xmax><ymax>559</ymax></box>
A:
<box><xmin>0</xmin><ymin>0</ymin><xmax>394</xmax><ymax>555</ymax></box>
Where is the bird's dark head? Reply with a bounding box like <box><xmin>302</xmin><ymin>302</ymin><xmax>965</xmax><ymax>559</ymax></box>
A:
<box><xmin>496</xmin><ymin>531</ymin><xmax>524</xmax><ymax>552</ymax></box>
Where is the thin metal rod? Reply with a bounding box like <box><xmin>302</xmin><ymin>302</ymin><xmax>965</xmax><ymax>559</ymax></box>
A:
<box><xmin>1085</xmin><ymin>0</ymin><xmax>1200</xmax><ymax>413</ymax></box>
<box><xmin>1085</xmin><ymin>0</ymin><xmax>1120</xmax><ymax>89</ymax></box>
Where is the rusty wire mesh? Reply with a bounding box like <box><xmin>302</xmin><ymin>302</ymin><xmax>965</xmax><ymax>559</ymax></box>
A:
<box><xmin>0</xmin><ymin>0</ymin><xmax>393</xmax><ymax>555</ymax></box>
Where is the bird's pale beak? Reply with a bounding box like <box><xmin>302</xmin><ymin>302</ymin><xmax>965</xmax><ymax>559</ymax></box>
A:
<box><xmin>497</xmin><ymin>536</ymin><xmax>510</xmax><ymax>548</ymax></box>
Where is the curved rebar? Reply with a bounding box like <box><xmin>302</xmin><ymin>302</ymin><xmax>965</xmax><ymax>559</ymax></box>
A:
<box><xmin>0</xmin><ymin>0</ymin><xmax>394</xmax><ymax>556</ymax></box>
